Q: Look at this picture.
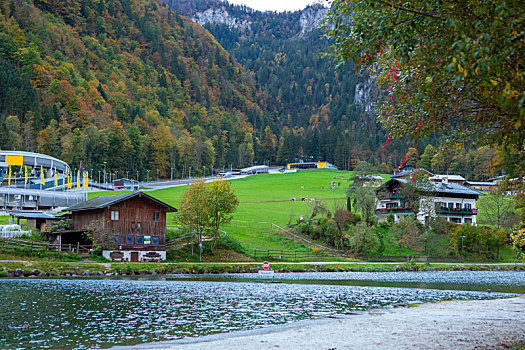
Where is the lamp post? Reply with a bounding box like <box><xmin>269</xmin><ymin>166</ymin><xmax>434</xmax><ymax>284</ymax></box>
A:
<box><xmin>170</xmin><ymin>167</ymin><xmax>173</xmax><ymax>181</ymax></box>
<box><xmin>103</xmin><ymin>162</ymin><xmax>107</xmax><ymax>186</ymax></box>
<box><xmin>211</xmin><ymin>165</ymin><xmax>214</xmax><ymax>177</ymax></box>
<box><xmin>189</xmin><ymin>166</ymin><xmax>191</xmax><ymax>180</ymax></box>
<box><xmin>203</xmin><ymin>166</ymin><xmax>206</xmax><ymax>178</ymax></box>
<box><xmin>98</xmin><ymin>170</ymin><xmax>101</xmax><ymax>184</ymax></box>
<box><xmin>156</xmin><ymin>168</ymin><xmax>159</xmax><ymax>182</ymax></box>
<box><xmin>146</xmin><ymin>169</ymin><xmax>150</xmax><ymax>182</ymax></box>
<box><xmin>461</xmin><ymin>235</ymin><xmax>466</xmax><ymax>252</ymax></box>
<box><xmin>126</xmin><ymin>171</ymin><xmax>129</xmax><ymax>179</ymax></box>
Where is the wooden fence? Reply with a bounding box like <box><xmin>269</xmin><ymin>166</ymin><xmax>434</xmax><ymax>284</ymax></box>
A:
<box><xmin>0</xmin><ymin>237</ymin><xmax>91</xmax><ymax>255</ymax></box>
<box><xmin>253</xmin><ymin>249</ymin><xmax>323</xmax><ymax>260</ymax></box>
<box><xmin>367</xmin><ymin>255</ymin><xmax>464</xmax><ymax>263</ymax></box>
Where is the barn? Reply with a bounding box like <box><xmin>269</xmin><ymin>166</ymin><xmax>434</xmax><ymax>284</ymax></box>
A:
<box><xmin>65</xmin><ymin>192</ymin><xmax>177</xmax><ymax>262</ymax></box>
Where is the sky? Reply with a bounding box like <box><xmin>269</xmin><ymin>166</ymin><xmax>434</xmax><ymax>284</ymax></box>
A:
<box><xmin>225</xmin><ymin>0</ymin><xmax>324</xmax><ymax>12</ymax></box>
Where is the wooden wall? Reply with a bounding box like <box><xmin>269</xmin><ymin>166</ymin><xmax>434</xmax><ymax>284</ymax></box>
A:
<box><xmin>72</xmin><ymin>195</ymin><xmax>169</xmax><ymax>247</ymax></box>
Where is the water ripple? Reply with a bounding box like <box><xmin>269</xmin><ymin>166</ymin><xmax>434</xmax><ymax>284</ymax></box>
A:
<box><xmin>0</xmin><ymin>277</ymin><xmax>518</xmax><ymax>349</ymax></box>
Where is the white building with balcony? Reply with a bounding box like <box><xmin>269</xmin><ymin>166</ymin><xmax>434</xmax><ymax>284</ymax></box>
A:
<box><xmin>375</xmin><ymin>177</ymin><xmax>484</xmax><ymax>225</ymax></box>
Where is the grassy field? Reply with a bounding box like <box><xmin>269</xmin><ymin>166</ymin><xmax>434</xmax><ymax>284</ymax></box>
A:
<box><xmin>151</xmin><ymin>169</ymin><xmax>359</xmax><ymax>253</ymax></box>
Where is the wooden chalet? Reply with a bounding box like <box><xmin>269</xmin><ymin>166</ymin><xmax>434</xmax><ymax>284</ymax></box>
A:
<box><xmin>375</xmin><ymin>177</ymin><xmax>484</xmax><ymax>225</ymax></box>
<box><xmin>64</xmin><ymin>191</ymin><xmax>177</xmax><ymax>262</ymax></box>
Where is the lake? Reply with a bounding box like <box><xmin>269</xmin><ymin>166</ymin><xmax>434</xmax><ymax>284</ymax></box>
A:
<box><xmin>1</xmin><ymin>270</ymin><xmax>524</xmax><ymax>349</ymax></box>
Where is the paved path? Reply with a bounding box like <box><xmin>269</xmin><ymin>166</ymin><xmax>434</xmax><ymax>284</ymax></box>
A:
<box><xmin>113</xmin><ymin>296</ymin><xmax>525</xmax><ymax>350</ymax></box>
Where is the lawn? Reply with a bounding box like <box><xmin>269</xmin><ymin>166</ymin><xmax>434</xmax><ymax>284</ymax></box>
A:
<box><xmin>151</xmin><ymin>169</ymin><xmax>357</xmax><ymax>252</ymax></box>
<box><xmin>84</xmin><ymin>170</ymin><xmax>397</xmax><ymax>254</ymax></box>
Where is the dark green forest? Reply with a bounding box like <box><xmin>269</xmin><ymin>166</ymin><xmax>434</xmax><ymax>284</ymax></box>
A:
<box><xmin>0</xmin><ymin>0</ymin><xmax>506</xmax><ymax>179</ymax></box>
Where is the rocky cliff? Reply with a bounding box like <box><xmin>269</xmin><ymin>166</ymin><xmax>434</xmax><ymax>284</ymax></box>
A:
<box><xmin>191</xmin><ymin>7</ymin><xmax>251</xmax><ymax>30</ymax></box>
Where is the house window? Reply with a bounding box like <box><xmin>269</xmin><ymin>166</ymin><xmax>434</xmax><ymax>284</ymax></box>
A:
<box><xmin>455</xmin><ymin>203</ymin><xmax>461</xmax><ymax>209</ymax></box>
<box><xmin>448</xmin><ymin>203</ymin><xmax>454</xmax><ymax>209</ymax></box>
<box><xmin>153</xmin><ymin>212</ymin><xmax>160</xmax><ymax>222</ymax></box>
<box><xmin>127</xmin><ymin>235</ymin><xmax>133</xmax><ymax>244</ymax></box>
<box><xmin>464</xmin><ymin>203</ymin><xmax>472</xmax><ymax>209</ymax></box>
<box><xmin>152</xmin><ymin>236</ymin><xmax>159</xmax><ymax>245</ymax></box>
<box><xmin>111</xmin><ymin>211</ymin><xmax>119</xmax><ymax>221</ymax></box>
<box><xmin>137</xmin><ymin>236</ymin><xmax>144</xmax><ymax>244</ymax></box>
<box><xmin>386</xmin><ymin>202</ymin><xmax>398</xmax><ymax>209</ymax></box>
<box><xmin>114</xmin><ymin>235</ymin><xmax>119</xmax><ymax>244</ymax></box>
<box><xmin>465</xmin><ymin>218</ymin><xmax>472</xmax><ymax>224</ymax></box>
<box><xmin>450</xmin><ymin>217</ymin><xmax>461</xmax><ymax>223</ymax></box>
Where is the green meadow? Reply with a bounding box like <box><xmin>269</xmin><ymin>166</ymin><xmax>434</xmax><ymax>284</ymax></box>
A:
<box><xmin>151</xmin><ymin>170</ymin><xmax>360</xmax><ymax>252</ymax></box>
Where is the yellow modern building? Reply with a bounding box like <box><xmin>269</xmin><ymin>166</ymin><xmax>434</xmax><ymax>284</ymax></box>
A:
<box><xmin>286</xmin><ymin>162</ymin><xmax>338</xmax><ymax>170</ymax></box>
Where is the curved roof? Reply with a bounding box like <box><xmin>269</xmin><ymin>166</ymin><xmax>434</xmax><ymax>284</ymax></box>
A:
<box><xmin>0</xmin><ymin>151</ymin><xmax>71</xmax><ymax>173</ymax></box>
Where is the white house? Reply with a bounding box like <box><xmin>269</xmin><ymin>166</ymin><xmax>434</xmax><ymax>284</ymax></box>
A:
<box><xmin>375</xmin><ymin>177</ymin><xmax>484</xmax><ymax>225</ymax></box>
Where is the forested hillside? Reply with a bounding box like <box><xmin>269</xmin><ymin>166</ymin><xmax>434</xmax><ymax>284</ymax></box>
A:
<box><xmin>167</xmin><ymin>0</ymin><xmax>405</xmax><ymax>170</ymax></box>
<box><xmin>0</xmin><ymin>0</ymin><xmax>271</xmax><ymax>178</ymax></box>
<box><xmin>0</xmin><ymin>0</ymin><xmax>505</xmax><ymax>179</ymax></box>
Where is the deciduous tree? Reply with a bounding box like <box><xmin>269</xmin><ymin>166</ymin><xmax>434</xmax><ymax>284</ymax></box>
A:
<box><xmin>324</xmin><ymin>0</ymin><xmax>525</xmax><ymax>148</ymax></box>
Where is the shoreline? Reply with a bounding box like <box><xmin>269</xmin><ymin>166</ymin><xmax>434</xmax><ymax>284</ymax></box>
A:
<box><xmin>1</xmin><ymin>260</ymin><xmax>524</xmax><ymax>277</ymax></box>
<box><xmin>112</xmin><ymin>296</ymin><xmax>525</xmax><ymax>350</ymax></box>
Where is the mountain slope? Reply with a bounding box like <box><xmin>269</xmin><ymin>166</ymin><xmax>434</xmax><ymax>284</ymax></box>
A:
<box><xmin>0</xmin><ymin>0</ymin><xmax>269</xmax><ymax>176</ymax></box>
<box><xmin>166</xmin><ymin>0</ymin><xmax>406</xmax><ymax>170</ymax></box>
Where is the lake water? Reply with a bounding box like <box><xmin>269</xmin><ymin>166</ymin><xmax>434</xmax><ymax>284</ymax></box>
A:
<box><xmin>1</xmin><ymin>271</ymin><xmax>524</xmax><ymax>349</ymax></box>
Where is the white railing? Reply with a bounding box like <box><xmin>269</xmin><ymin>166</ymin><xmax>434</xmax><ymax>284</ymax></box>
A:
<box><xmin>1</xmin><ymin>230</ymin><xmax>32</xmax><ymax>238</ymax></box>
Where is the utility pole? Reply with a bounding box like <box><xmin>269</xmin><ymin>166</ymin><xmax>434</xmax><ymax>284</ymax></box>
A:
<box><xmin>103</xmin><ymin>162</ymin><xmax>107</xmax><ymax>186</ymax></box>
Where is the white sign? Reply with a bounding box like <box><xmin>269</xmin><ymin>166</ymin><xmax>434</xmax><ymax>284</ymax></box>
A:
<box><xmin>258</xmin><ymin>270</ymin><xmax>274</xmax><ymax>276</ymax></box>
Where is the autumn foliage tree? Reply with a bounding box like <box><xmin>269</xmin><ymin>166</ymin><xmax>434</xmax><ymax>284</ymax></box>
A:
<box><xmin>177</xmin><ymin>179</ymin><xmax>239</xmax><ymax>252</ymax></box>
<box><xmin>324</xmin><ymin>0</ymin><xmax>524</xmax><ymax>149</ymax></box>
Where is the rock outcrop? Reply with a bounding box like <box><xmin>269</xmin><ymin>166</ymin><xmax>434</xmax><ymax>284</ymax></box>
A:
<box><xmin>192</xmin><ymin>8</ymin><xmax>251</xmax><ymax>30</ymax></box>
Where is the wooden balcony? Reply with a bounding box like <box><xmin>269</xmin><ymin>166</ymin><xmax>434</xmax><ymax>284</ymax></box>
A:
<box><xmin>438</xmin><ymin>207</ymin><xmax>477</xmax><ymax>215</ymax></box>
<box><xmin>108</xmin><ymin>244</ymin><xmax>166</xmax><ymax>251</ymax></box>
<box><xmin>375</xmin><ymin>206</ymin><xmax>414</xmax><ymax>214</ymax></box>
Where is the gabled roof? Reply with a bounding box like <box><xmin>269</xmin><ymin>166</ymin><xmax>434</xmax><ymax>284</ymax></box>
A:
<box><xmin>432</xmin><ymin>181</ymin><xmax>485</xmax><ymax>196</ymax></box>
<box><xmin>391</xmin><ymin>168</ymin><xmax>433</xmax><ymax>179</ymax></box>
<box><xmin>466</xmin><ymin>181</ymin><xmax>497</xmax><ymax>186</ymax></box>
<box><xmin>377</xmin><ymin>178</ymin><xmax>484</xmax><ymax>197</ymax></box>
<box><xmin>65</xmin><ymin>192</ymin><xmax>177</xmax><ymax>212</ymax></box>
<box><xmin>430</xmin><ymin>174</ymin><xmax>466</xmax><ymax>182</ymax></box>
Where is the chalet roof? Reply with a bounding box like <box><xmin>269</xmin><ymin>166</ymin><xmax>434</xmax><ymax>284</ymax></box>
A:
<box><xmin>432</xmin><ymin>181</ymin><xmax>485</xmax><ymax>196</ymax></box>
<box><xmin>430</xmin><ymin>174</ymin><xmax>466</xmax><ymax>182</ymax></box>
<box><xmin>391</xmin><ymin>168</ymin><xmax>433</xmax><ymax>179</ymax></box>
<box><xmin>488</xmin><ymin>175</ymin><xmax>507</xmax><ymax>182</ymax></box>
<box><xmin>378</xmin><ymin>178</ymin><xmax>484</xmax><ymax>197</ymax></box>
<box><xmin>466</xmin><ymin>181</ymin><xmax>497</xmax><ymax>186</ymax></box>
<box><xmin>65</xmin><ymin>192</ymin><xmax>177</xmax><ymax>212</ymax></box>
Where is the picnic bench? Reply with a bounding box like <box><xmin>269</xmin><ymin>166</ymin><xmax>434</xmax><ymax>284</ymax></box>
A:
<box><xmin>109</xmin><ymin>251</ymin><xmax>125</xmax><ymax>262</ymax></box>
<box><xmin>143</xmin><ymin>251</ymin><xmax>162</xmax><ymax>262</ymax></box>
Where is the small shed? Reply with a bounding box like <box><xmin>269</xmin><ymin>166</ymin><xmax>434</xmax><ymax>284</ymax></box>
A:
<box><xmin>113</xmin><ymin>178</ymin><xmax>139</xmax><ymax>190</ymax></box>
<box><xmin>64</xmin><ymin>191</ymin><xmax>177</xmax><ymax>262</ymax></box>
<box><xmin>8</xmin><ymin>211</ymin><xmax>65</xmax><ymax>231</ymax></box>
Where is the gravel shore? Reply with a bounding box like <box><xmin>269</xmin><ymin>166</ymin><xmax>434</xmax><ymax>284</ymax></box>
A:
<box><xmin>115</xmin><ymin>295</ymin><xmax>525</xmax><ymax>350</ymax></box>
